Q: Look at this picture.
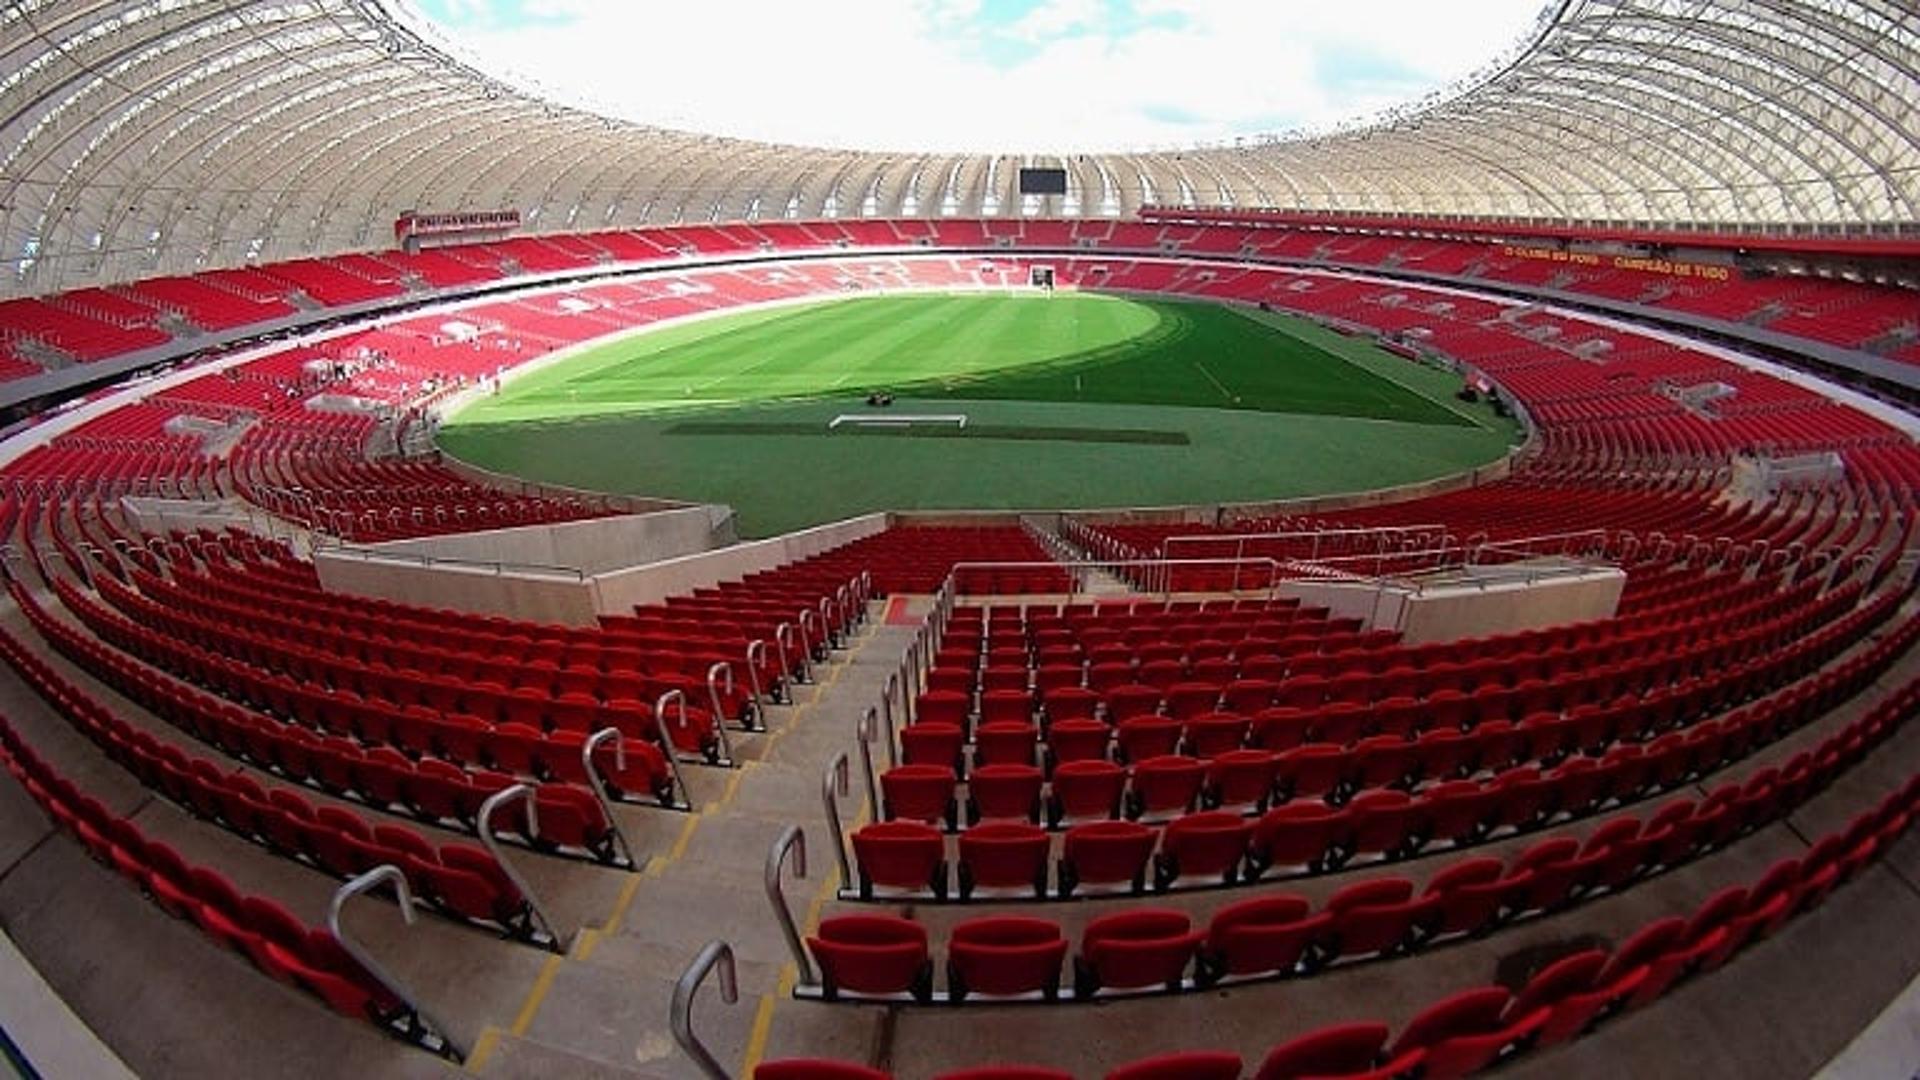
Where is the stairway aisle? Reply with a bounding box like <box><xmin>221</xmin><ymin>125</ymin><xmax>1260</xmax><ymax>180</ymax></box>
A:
<box><xmin>474</xmin><ymin>602</ymin><xmax>921</xmax><ymax>1079</ymax></box>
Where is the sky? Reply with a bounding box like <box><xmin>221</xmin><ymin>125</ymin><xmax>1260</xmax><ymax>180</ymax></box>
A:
<box><xmin>405</xmin><ymin>0</ymin><xmax>1546</xmax><ymax>153</ymax></box>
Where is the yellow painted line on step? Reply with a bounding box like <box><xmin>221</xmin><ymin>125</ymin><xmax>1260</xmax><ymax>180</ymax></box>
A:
<box><xmin>648</xmin><ymin>812</ymin><xmax>704</xmax><ymax>875</ymax></box>
<box><xmin>509</xmin><ymin>954</ymin><xmax>565</xmax><ymax>1037</ymax></box>
<box><xmin>741</xmin><ymin>860</ymin><xmax>843</xmax><ymax>1075</ymax></box>
<box><xmin>464</xmin><ymin>1026</ymin><xmax>503</xmax><ymax>1073</ymax></box>
<box><xmin>600</xmin><ymin>871</ymin><xmax>645</xmax><ymax>936</ymax></box>
<box><xmin>570</xmin><ymin>927</ymin><xmax>601</xmax><ymax>962</ymax></box>
<box><xmin>739</xmin><ymin>991</ymin><xmax>781</xmax><ymax>1076</ymax></box>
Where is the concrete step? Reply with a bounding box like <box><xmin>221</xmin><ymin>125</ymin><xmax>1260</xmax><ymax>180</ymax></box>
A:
<box><xmin>474</xmin><ymin>1031</ymin><xmax>664</xmax><ymax>1079</ymax></box>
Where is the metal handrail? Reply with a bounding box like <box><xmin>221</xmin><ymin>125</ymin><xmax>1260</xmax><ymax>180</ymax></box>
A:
<box><xmin>476</xmin><ymin>785</ymin><xmax>567</xmax><ymax>947</ymax></box>
<box><xmin>878</xmin><ymin>671</ymin><xmax>900</xmax><ymax>769</ymax></box>
<box><xmin>653</xmin><ymin>689</ymin><xmax>698</xmax><ymax>808</ymax></box>
<box><xmin>702</xmin><ymin>663</ymin><xmax>738</xmax><ymax>759</ymax></box>
<box><xmin>670</xmin><ymin>940</ymin><xmax>738</xmax><ymax>1080</ymax></box>
<box><xmin>744</xmin><ymin>639</ymin><xmax>769</xmax><ymax>715</ymax></box>
<box><xmin>821</xmin><ymin>751</ymin><xmax>852</xmax><ymax>886</ymax></box>
<box><xmin>798</xmin><ymin>608</ymin><xmax>823</xmax><ymax>669</ymax></box>
<box><xmin>775</xmin><ymin>621</ymin><xmax>804</xmax><ymax>686</ymax></box>
<box><xmin>854</xmin><ymin>706</ymin><xmax>881</xmax><ymax>823</ymax></box>
<box><xmin>580</xmin><ymin>729</ymin><xmax>641</xmax><ymax>868</ymax></box>
<box><xmin>765</xmin><ymin>825</ymin><xmax>814</xmax><ymax>987</ymax></box>
<box><xmin>327</xmin><ymin>866</ymin><xmax>464</xmax><ymax>1060</ymax></box>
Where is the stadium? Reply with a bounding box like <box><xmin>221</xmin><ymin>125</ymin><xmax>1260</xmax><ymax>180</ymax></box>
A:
<box><xmin>0</xmin><ymin>1</ymin><xmax>1918</xmax><ymax>1078</ymax></box>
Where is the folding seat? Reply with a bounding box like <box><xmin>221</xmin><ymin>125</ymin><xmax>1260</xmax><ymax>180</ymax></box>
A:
<box><xmin>1252</xmin><ymin>1022</ymin><xmax>1392</xmax><ymax>1080</ymax></box>
<box><xmin>1182</xmin><ymin>712</ymin><xmax>1249</xmax><ymax>758</ymax></box>
<box><xmin>1488</xmin><ymin>767</ymin><xmax>1553</xmax><ymax>831</ymax></box>
<box><xmin>1250</xmin><ymin>707</ymin><xmax>1313</xmax><ymax>752</ymax></box>
<box><xmin>261</xmin><ymin>788</ymin><xmax>319</xmax><ymax>857</ymax></box>
<box><xmin>1087</xmin><ymin>661</ymin><xmax>1136</xmax><ymax>693</ymax></box>
<box><xmin>978</xmin><ymin>688</ymin><xmax>1031</xmax><ymax>726</ymax></box>
<box><xmin>1041</xmin><ymin>685</ymin><xmax>1100</xmax><ymax>726</ymax></box>
<box><xmin>900</xmin><ymin>722</ymin><xmax>965</xmax><ymax>770</ymax></box>
<box><xmin>916</xmin><ymin>690</ymin><xmax>970</xmax><ymax>728</ymax></box>
<box><xmin>1128</xmin><ymin>755</ymin><xmax>1205</xmax><ymax>819</ymax></box>
<box><xmin>966</xmin><ymin>721</ymin><xmax>1034</xmax><ymax>769</ymax></box>
<box><xmin>1047</xmin><ymin>758</ymin><xmax>1125</xmax><ymax>824</ymax></box>
<box><xmin>1104</xmin><ymin>1051</ymin><xmax>1243</xmax><ymax>1080</ymax></box>
<box><xmin>1105</xmin><ymin>683</ymin><xmax>1164</xmax><ymax>724</ymax></box>
<box><xmin>946</xmin><ymin>916</ymin><xmax>1068</xmax><ymax>1001</ymax></box>
<box><xmin>1059</xmin><ymin>820</ymin><xmax>1156</xmax><ymax>896</ymax></box>
<box><xmin>1074</xmin><ymin>909</ymin><xmax>1201</xmax><ymax>996</ymax></box>
<box><xmin>881</xmin><ymin>764</ymin><xmax>958</xmax><ymax>828</ymax></box>
<box><xmin>528</xmin><ymin>784</ymin><xmax>617</xmax><ymax>861</ymax></box>
<box><xmin>1239</xmin><ymin>654</ymin><xmax>1289</xmax><ymax>683</ymax></box>
<box><xmin>1549</xmin><ymin>757</ymin><xmax>1610</xmax><ymax>818</ymax></box>
<box><xmin>1033</xmin><ymin>663</ymin><xmax>1083</xmax><ymax>695</ymax></box>
<box><xmin>1044</xmin><ymin>719</ymin><xmax>1110</xmax><ymax>768</ymax></box>
<box><xmin>1518</xmin><ymin>713</ymin><xmax>1575</xmax><ymax>766</ymax></box>
<box><xmin>1369</xmin><ymin>696</ymin><xmax>1422</xmax><ymax>740</ymax></box>
<box><xmin>1154</xmin><ymin>811</ymin><xmax>1251</xmax><ymax>888</ymax></box>
<box><xmin>926</xmin><ymin>668</ymin><xmax>974</xmax><ymax>696</ymax></box>
<box><xmin>964</xmin><ymin>761</ymin><xmax>1045</xmax><ymax>827</ymax></box>
<box><xmin>956</xmin><ymin>823</ymin><xmax>1050</xmax><ymax>898</ymax></box>
<box><xmin>1272</xmin><ymin>676</ymin><xmax>1328</xmax><ymax>710</ymax></box>
<box><xmin>1346</xmin><ymin>790</ymin><xmax>1420</xmax><ymax>860</ymax></box>
<box><xmin>755</xmin><ymin>1062</ymin><xmax>892</xmax><ymax>1080</ymax></box>
<box><xmin>1506</xmin><ymin>837</ymin><xmax>1588</xmax><ymax>915</ymax></box>
<box><xmin>1248</xmin><ymin>801</ymin><xmax>1349</xmax><ymax>875</ymax></box>
<box><xmin>238</xmin><ymin>895</ymin><xmax>313</xmax><ymax>973</ymax></box>
<box><xmin>1351</xmin><ymin>736</ymin><xmax>1416</xmax><ymax>791</ymax></box>
<box><xmin>142</xmin><ymin>842</ymin><xmax>198</xmax><ymax>919</ymax></box>
<box><xmin>1221</xmin><ymin>678</ymin><xmax>1276</xmax><ymax>714</ymax></box>
<box><xmin>1580</xmin><ymin>816</ymin><xmax>1651</xmax><ymax>891</ymax></box>
<box><xmin>806</xmin><ymin>915</ymin><xmax>932</xmax><ymax>1001</ymax></box>
<box><xmin>439</xmin><ymin>843</ymin><xmax>528</xmax><ymax>930</ymax></box>
<box><xmin>1325</xmin><ymin>878</ymin><xmax>1438</xmax><ymax>959</ymax></box>
<box><xmin>1204</xmin><ymin>749</ymin><xmax>1279</xmax><ymax>812</ymax></box>
<box><xmin>486</xmin><ymin>723</ymin><xmax>544</xmax><ymax>777</ymax></box>
<box><xmin>851</xmin><ymin>821</ymin><xmax>947</xmax><ymax>899</ymax></box>
<box><xmin>1547</xmin><ymin>917</ymin><xmax>1681</xmax><ymax>1028</ymax></box>
<box><xmin>1198</xmin><ymin>892</ymin><xmax>1331</xmax><ymax>983</ymax></box>
<box><xmin>1722</xmin><ymin>858</ymin><xmax>1800</xmax><ymax>951</ymax></box>
<box><xmin>1626</xmin><ymin>886</ymin><xmax>1747</xmax><ymax>1004</ymax></box>
<box><xmin>1412</xmin><ymin>728</ymin><xmax>1473</xmax><ymax>783</ymax></box>
<box><xmin>1273</xmin><ymin>744</ymin><xmax>1346</xmax><ymax>803</ymax></box>
<box><xmin>1164</xmin><ymin>682</ymin><xmax>1221</xmax><ymax>721</ymax></box>
<box><xmin>1389</xmin><ymin>986</ymin><xmax>1544</xmax><ymax>1080</ymax></box>
<box><xmin>1309</xmin><ymin>703</ymin><xmax>1369</xmax><ymax>748</ymax></box>
<box><xmin>1115</xmin><ymin>716</ymin><xmax>1182</xmax><ymax>764</ymax></box>
<box><xmin>1507</xmin><ymin>948</ymin><xmax>1608</xmax><ymax>1024</ymax></box>
<box><xmin>1136</xmin><ymin>659</ymin><xmax>1186</xmax><ymax>691</ymax></box>
<box><xmin>1424</xmin><ymin>857</ymin><xmax>1512</xmax><ymax>937</ymax></box>
<box><xmin>980</xmin><ymin>668</ymin><xmax>1029</xmax><ymax>696</ymax></box>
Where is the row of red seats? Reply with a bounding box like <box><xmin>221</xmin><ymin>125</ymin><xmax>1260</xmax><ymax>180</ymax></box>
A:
<box><xmin>0</xmin><ymin>626</ymin><xmax>539</xmax><ymax>942</ymax></box>
<box><xmin>764</xmin><ymin>763</ymin><xmax>1919</xmax><ymax>1077</ymax></box>
<box><xmin>0</xmin><ymin>718</ymin><xmax>440</xmax><ymax>1054</ymax></box>
<box><xmin>812</xmin><ymin>675</ymin><xmax>1914</xmax><ymax>1001</ymax></box>
<box><xmin>844</xmin><ymin>605</ymin><xmax>1914</xmax><ymax>900</ymax></box>
<box><xmin>19</xmin><ymin>584</ymin><xmax>641</xmax><ymax>863</ymax></box>
<box><xmin>895</xmin><ymin>580</ymin><xmax>1874</xmax><ymax>794</ymax></box>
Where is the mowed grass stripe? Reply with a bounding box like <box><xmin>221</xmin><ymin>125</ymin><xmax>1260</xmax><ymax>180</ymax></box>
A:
<box><xmin>452</xmin><ymin>293</ymin><xmax>1468</xmax><ymax>429</ymax></box>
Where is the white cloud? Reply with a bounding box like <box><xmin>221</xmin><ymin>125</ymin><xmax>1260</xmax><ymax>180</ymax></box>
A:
<box><xmin>436</xmin><ymin>0</ymin><xmax>1545</xmax><ymax>153</ymax></box>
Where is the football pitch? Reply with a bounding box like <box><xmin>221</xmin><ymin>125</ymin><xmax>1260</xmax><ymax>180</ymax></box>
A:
<box><xmin>440</xmin><ymin>292</ymin><xmax>1521</xmax><ymax>537</ymax></box>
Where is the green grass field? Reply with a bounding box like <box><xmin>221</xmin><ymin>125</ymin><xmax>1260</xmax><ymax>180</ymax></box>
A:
<box><xmin>441</xmin><ymin>292</ymin><xmax>1521</xmax><ymax>537</ymax></box>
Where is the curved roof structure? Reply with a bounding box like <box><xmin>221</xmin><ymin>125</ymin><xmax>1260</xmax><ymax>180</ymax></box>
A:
<box><xmin>3</xmin><ymin>0</ymin><xmax>1917</xmax><ymax>296</ymax></box>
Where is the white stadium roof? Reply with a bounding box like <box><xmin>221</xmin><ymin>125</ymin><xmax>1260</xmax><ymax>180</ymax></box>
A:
<box><xmin>2</xmin><ymin>0</ymin><xmax>1917</xmax><ymax>295</ymax></box>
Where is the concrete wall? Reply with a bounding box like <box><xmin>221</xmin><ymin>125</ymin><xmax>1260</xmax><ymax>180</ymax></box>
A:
<box><xmin>357</xmin><ymin>505</ymin><xmax>731</xmax><ymax>575</ymax></box>
<box><xmin>590</xmin><ymin>513</ymin><xmax>889</xmax><ymax>614</ymax></box>
<box><xmin>1395</xmin><ymin>566</ymin><xmax>1626</xmax><ymax>644</ymax></box>
<box><xmin>314</xmin><ymin>548</ymin><xmax>599</xmax><ymax>625</ymax></box>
